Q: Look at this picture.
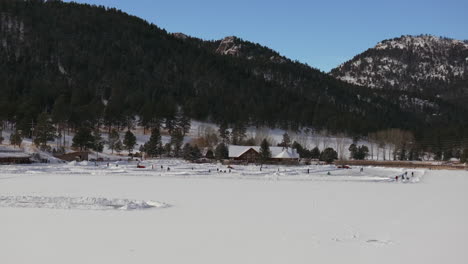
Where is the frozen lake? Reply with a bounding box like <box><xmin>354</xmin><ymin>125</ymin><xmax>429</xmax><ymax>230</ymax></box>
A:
<box><xmin>0</xmin><ymin>160</ymin><xmax>467</xmax><ymax>264</ymax></box>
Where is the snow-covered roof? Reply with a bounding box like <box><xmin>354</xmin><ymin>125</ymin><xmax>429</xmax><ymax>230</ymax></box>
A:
<box><xmin>0</xmin><ymin>146</ymin><xmax>30</xmax><ymax>158</ymax></box>
<box><xmin>274</xmin><ymin>149</ymin><xmax>299</xmax><ymax>159</ymax></box>
<box><xmin>228</xmin><ymin>145</ymin><xmax>299</xmax><ymax>159</ymax></box>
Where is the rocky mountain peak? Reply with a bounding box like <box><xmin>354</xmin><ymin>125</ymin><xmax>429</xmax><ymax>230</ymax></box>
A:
<box><xmin>215</xmin><ymin>36</ymin><xmax>242</xmax><ymax>56</ymax></box>
<box><xmin>172</xmin><ymin>32</ymin><xmax>189</xmax><ymax>40</ymax></box>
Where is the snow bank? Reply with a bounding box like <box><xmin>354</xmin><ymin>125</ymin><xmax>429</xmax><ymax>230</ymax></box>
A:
<box><xmin>0</xmin><ymin>196</ymin><xmax>169</xmax><ymax>211</ymax></box>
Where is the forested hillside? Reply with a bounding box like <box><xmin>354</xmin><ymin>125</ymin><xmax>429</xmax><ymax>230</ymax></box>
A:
<box><xmin>0</xmin><ymin>0</ymin><xmax>467</xmax><ymax>153</ymax></box>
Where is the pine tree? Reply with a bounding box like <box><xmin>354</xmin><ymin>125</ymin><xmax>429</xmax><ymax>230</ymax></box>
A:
<box><xmin>292</xmin><ymin>141</ymin><xmax>308</xmax><ymax>158</ymax></box>
<box><xmin>115</xmin><ymin>140</ymin><xmax>123</xmax><ymax>154</ymax></box>
<box><xmin>398</xmin><ymin>143</ymin><xmax>407</xmax><ymax>161</ymax></box>
<box><xmin>92</xmin><ymin>128</ymin><xmax>105</xmax><ymax>153</ymax></box>
<box><xmin>461</xmin><ymin>149</ymin><xmax>468</xmax><ymax>163</ymax></box>
<box><xmin>165</xmin><ymin>117</ymin><xmax>176</xmax><ymax>135</ymax></box>
<box><xmin>259</xmin><ymin>139</ymin><xmax>272</xmax><ymax>163</ymax></box>
<box><xmin>215</xmin><ymin>143</ymin><xmax>229</xmax><ymax>160</ymax></box>
<box><xmin>72</xmin><ymin>127</ymin><xmax>94</xmax><ymax>151</ymax></box>
<box><xmin>182</xmin><ymin>143</ymin><xmax>192</xmax><ymax>160</ymax></box>
<box><xmin>218</xmin><ymin>123</ymin><xmax>230</xmax><ymax>144</ymax></box>
<box><xmin>176</xmin><ymin>109</ymin><xmax>191</xmax><ymax>136</ymax></box>
<box><xmin>107</xmin><ymin>129</ymin><xmax>120</xmax><ymax>154</ymax></box>
<box><xmin>348</xmin><ymin>144</ymin><xmax>357</xmax><ymax>159</ymax></box>
<box><xmin>231</xmin><ymin>123</ymin><xmax>246</xmax><ymax>145</ymax></box>
<box><xmin>182</xmin><ymin>143</ymin><xmax>202</xmax><ymax>161</ymax></box>
<box><xmin>206</xmin><ymin>149</ymin><xmax>214</xmax><ymax>159</ymax></box>
<box><xmin>145</xmin><ymin>128</ymin><xmax>163</xmax><ymax>157</ymax></box>
<box><xmin>164</xmin><ymin>143</ymin><xmax>172</xmax><ymax>156</ymax></box>
<box><xmin>33</xmin><ymin>113</ymin><xmax>57</xmax><ymax>149</ymax></box>
<box><xmin>280</xmin><ymin>132</ymin><xmax>291</xmax><ymax>149</ymax></box>
<box><xmin>191</xmin><ymin>145</ymin><xmax>201</xmax><ymax>160</ymax></box>
<box><xmin>10</xmin><ymin>130</ymin><xmax>23</xmax><ymax>148</ymax></box>
<box><xmin>123</xmin><ymin>130</ymin><xmax>137</xmax><ymax>154</ymax></box>
<box><xmin>51</xmin><ymin>95</ymin><xmax>70</xmax><ymax>147</ymax></box>
<box><xmin>170</xmin><ymin>128</ymin><xmax>184</xmax><ymax>157</ymax></box>
<box><xmin>320</xmin><ymin>147</ymin><xmax>338</xmax><ymax>163</ymax></box>
<box><xmin>355</xmin><ymin>145</ymin><xmax>369</xmax><ymax>160</ymax></box>
<box><xmin>310</xmin><ymin>147</ymin><xmax>321</xmax><ymax>159</ymax></box>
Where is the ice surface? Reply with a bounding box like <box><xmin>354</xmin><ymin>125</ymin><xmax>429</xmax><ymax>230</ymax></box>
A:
<box><xmin>0</xmin><ymin>161</ymin><xmax>466</xmax><ymax>264</ymax></box>
<box><xmin>0</xmin><ymin>196</ymin><xmax>169</xmax><ymax>211</ymax></box>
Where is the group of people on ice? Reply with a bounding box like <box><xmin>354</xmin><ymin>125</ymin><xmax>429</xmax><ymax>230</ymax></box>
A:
<box><xmin>395</xmin><ymin>171</ymin><xmax>415</xmax><ymax>182</ymax></box>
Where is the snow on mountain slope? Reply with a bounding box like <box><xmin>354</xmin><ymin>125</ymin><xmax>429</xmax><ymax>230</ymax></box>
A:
<box><xmin>331</xmin><ymin>35</ymin><xmax>468</xmax><ymax>92</ymax></box>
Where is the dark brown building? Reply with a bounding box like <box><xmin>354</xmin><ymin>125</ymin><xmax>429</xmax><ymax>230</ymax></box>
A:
<box><xmin>0</xmin><ymin>156</ymin><xmax>31</xmax><ymax>164</ymax></box>
<box><xmin>54</xmin><ymin>151</ymin><xmax>89</xmax><ymax>162</ymax></box>
<box><xmin>235</xmin><ymin>148</ymin><xmax>261</xmax><ymax>162</ymax></box>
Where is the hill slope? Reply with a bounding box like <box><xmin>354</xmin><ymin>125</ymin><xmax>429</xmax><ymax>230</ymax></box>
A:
<box><xmin>331</xmin><ymin>35</ymin><xmax>468</xmax><ymax>93</ymax></box>
<box><xmin>0</xmin><ymin>1</ymin><xmax>466</xmax><ymax>145</ymax></box>
<box><xmin>0</xmin><ymin>0</ymin><xmax>420</xmax><ymax>136</ymax></box>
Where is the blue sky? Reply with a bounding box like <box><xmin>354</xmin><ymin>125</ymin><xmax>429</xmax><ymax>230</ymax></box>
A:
<box><xmin>63</xmin><ymin>0</ymin><xmax>468</xmax><ymax>72</ymax></box>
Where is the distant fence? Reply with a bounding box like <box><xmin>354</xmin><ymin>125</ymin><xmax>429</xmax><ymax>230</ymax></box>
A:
<box><xmin>334</xmin><ymin>160</ymin><xmax>467</xmax><ymax>170</ymax></box>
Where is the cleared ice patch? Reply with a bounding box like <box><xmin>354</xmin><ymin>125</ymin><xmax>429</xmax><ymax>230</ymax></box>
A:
<box><xmin>0</xmin><ymin>196</ymin><xmax>170</xmax><ymax>211</ymax></box>
<box><xmin>366</xmin><ymin>239</ymin><xmax>394</xmax><ymax>246</ymax></box>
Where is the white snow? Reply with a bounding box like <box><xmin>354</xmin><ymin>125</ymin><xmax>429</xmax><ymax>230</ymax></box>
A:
<box><xmin>0</xmin><ymin>146</ymin><xmax>30</xmax><ymax>158</ymax></box>
<box><xmin>0</xmin><ymin>160</ymin><xmax>467</xmax><ymax>263</ymax></box>
<box><xmin>58</xmin><ymin>62</ymin><xmax>67</xmax><ymax>75</ymax></box>
<box><xmin>0</xmin><ymin>196</ymin><xmax>168</xmax><ymax>211</ymax></box>
<box><xmin>274</xmin><ymin>148</ymin><xmax>299</xmax><ymax>159</ymax></box>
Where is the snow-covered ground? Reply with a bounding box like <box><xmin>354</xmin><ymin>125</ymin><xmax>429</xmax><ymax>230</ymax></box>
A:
<box><xmin>0</xmin><ymin>160</ymin><xmax>467</xmax><ymax>264</ymax></box>
<box><xmin>0</xmin><ymin>120</ymin><xmax>404</xmax><ymax>161</ymax></box>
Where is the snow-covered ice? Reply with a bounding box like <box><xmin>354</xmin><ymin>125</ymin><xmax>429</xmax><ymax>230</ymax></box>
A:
<box><xmin>0</xmin><ymin>196</ymin><xmax>168</xmax><ymax>211</ymax></box>
<box><xmin>0</xmin><ymin>160</ymin><xmax>467</xmax><ymax>264</ymax></box>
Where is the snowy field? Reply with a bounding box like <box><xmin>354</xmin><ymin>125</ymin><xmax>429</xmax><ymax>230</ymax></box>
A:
<box><xmin>0</xmin><ymin>160</ymin><xmax>467</xmax><ymax>264</ymax></box>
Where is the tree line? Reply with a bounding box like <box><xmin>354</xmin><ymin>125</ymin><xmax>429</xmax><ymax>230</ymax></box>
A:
<box><xmin>0</xmin><ymin>0</ymin><xmax>466</xmax><ymax>156</ymax></box>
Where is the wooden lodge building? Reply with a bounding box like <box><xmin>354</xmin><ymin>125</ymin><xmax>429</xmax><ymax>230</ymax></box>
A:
<box><xmin>54</xmin><ymin>151</ymin><xmax>89</xmax><ymax>162</ymax></box>
<box><xmin>0</xmin><ymin>147</ymin><xmax>31</xmax><ymax>164</ymax></box>
<box><xmin>228</xmin><ymin>145</ymin><xmax>300</xmax><ymax>163</ymax></box>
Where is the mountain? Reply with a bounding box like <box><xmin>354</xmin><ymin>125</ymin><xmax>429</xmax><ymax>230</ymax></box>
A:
<box><xmin>330</xmin><ymin>35</ymin><xmax>468</xmax><ymax>144</ymax></box>
<box><xmin>0</xmin><ymin>0</ymin><xmax>422</xmax><ymax>137</ymax></box>
<box><xmin>330</xmin><ymin>35</ymin><xmax>468</xmax><ymax>96</ymax></box>
<box><xmin>0</xmin><ymin>0</ymin><xmax>466</xmax><ymax>149</ymax></box>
